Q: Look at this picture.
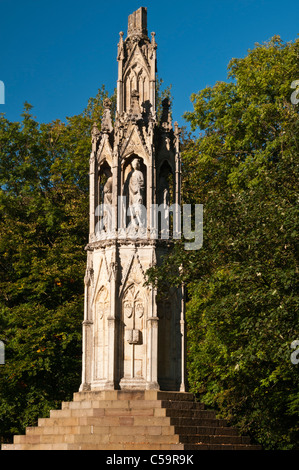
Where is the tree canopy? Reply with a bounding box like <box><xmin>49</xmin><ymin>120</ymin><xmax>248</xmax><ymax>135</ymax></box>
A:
<box><xmin>0</xmin><ymin>86</ymin><xmax>114</xmax><ymax>440</ymax></box>
<box><xmin>148</xmin><ymin>36</ymin><xmax>299</xmax><ymax>449</ymax></box>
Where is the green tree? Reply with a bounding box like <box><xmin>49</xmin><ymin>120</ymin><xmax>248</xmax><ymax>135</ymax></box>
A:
<box><xmin>0</xmin><ymin>79</ymin><xmax>171</xmax><ymax>442</ymax></box>
<box><xmin>0</xmin><ymin>86</ymin><xmax>113</xmax><ymax>441</ymax></box>
<box><xmin>148</xmin><ymin>36</ymin><xmax>299</xmax><ymax>449</ymax></box>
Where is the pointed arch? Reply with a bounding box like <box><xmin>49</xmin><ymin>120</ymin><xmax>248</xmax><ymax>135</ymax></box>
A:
<box><xmin>94</xmin><ymin>285</ymin><xmax>110</xmax><ymax>380</ymax></box>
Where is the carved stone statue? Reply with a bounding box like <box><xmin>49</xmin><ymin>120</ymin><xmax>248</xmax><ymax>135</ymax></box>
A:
<box><xmin>158</xmin><ymin>172</ymin><xmax>170</xmax><ymax>207</ymax></box>
<box><xmin>101</xmin><ymin>168</ymin><xmax>113</xmax><ymax>232</ymax></box>
<box><xmin>128</xmin><ymin>159</ymin><xmax>145</xmax><ymax>206</ymax></box>
<box><xmin>101</xmin><ymin>98</ymin><xmax>113</xmax><ymax>133</ymax></box>
<box><xmin>103</xmin><ymin>174</ymin><xmax>113</xmax><ymax>206</ymax></box>
<box><xmin>124</xmin><ymin>158</ymin><xmax>145</xmax><ymax>228</ymax></box>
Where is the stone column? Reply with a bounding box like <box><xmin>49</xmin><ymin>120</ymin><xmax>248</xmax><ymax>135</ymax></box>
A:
<box><xmin>180</xmin><ymin>283</ymin><xmax>187</xmax><ymax>392</ymax></box>
<box><xmin>149</xmin><ymin>32</ymin><xmax>157</xmax><ymax>115</ymax></box>
<box><xmin>106</xmin><ymin>246</ymin><xmax>118</xmax><ymax>389</ymax></box>
<box><xmin>117</xmin><ymin>32</ymin><xmax>124</xmax><ymax>114</ymax></box>
<box><xmin>146</xmin><ymin>249</ymin><xmax>159</xmax><ymax>390</ymax></box>
<box><xmin>80</xmin><ymin>270</ymin><xmax>93</xmax><ymax>391</ymax></box>
<box><xmin>89</xmin><ymin>153</ymin><xmax>96</xmax><ymax>238</ymax></box>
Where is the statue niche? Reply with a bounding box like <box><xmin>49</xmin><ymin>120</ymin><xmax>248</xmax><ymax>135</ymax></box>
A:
<box><xmin>97</xmin><ymin>162</ymin><xmax>112</xmax><ymax>234</ymax></box>
<box><xmin>124</xmin><ymin>65</ymin><xmax>150</xmax><ymax>114</ymax></box>
<box><xmin>157</xmin><ymin>161</ymin><xmax>173</xmax><ymax>206</ymax></box>
<box><xmin>157</xmin><ymin>161</ymin><xmax>174</xmax><ymax>236</ymax></box>
<box><xmin>123</xmin><ymin>156</ymin><xmax>146</xmax><ymax>230</ymax></box>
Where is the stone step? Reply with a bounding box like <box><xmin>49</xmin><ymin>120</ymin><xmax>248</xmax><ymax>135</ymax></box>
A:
<box><xmin>166</xmin><ymin>409</ymin><xmax>216</xmax><ymax>419</ymax></box>
<box><xmin>49</xmin><ymin>406</ymin><xmax>164</xmax><ymax>418</ymax></box>
<box><xmin>39</xmin><ymin>414</ymin><xmax>172</xmax><ymax>427</ymax></box>
<box><xmin>26</xmin><ymin>422</ymin><xmax>237</xmax><ymax>440</ymax></box>
<box><xmin>15</xmin><ymin>432</ymin><xmax>182</xmax><ymax>446</ymax></box>
<box><xmin>161</xmin><ymin>400</ymin><xmax>205</xmax><ymax>410</ymax></box>
<box><xmin>1</xmin><ymin>443</ymin><xmax>70</xmax><ymax>450</ymax></box>
<box><xmin>74</xmin><ymin>443</ymin><xmax>185</xmax><ymax>450</ymax></box>
<box><xmin>18</xmin><ymin>424</ymin><xmax>177</xmax><ymax>439</ymax></box>
<box><xmin>1</xmin><ymin>444</ymin><xmax>22</xmax><ymax>450</ymax></box>
<box><xmin>184</xmin><ymin>443</ymin><xmax>262</xmax><ymax>450</ymax></box>
<box><xmin>179</xmin><ymin>434</ymin><xmax>251</xmax><ymax>445</ymax></box>
<box><xmin>36</xmin><ymin>414</ymin><xmax>229</xmax><ymax>432</ymax></box>
<box><xmin>73</xmin><ymin>390</ymin><xmax>194</xmax><ymax>402</ymax></box>
<box><xmin>50</xmin><ymin>404</ymin><xmax>213</xmax><ymax>421</ymax></box>
<box><xmin>174</xmin><ymin>425</ymin><xmax>238</xmax><ymax>436</ymax></box>
<box><xmin>61</xmin><ymin>398</ymin><xmax>205</xmax><ymax>411</ymax></box>
<box><xmin>170</xmin><ymin>416</ymin><xmax>227</xmax><ymax>427</ymax></box>
<box><xmin>2</xmin><ymin>442</ymin><xmax>186</xmax><ymax>451</ymax></box>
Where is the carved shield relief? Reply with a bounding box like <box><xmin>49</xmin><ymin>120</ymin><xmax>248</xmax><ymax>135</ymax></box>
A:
<box><xmin>124</xmin><ymin>300</ymin><xmax>133</xmax><ymax>318</ymax></box>
<box><xmin>135</xmin><ymin>300</ymin><xmax>144</xmax><ymax>318</ymax></box>
<box><xmin>94</xmin><ymin>286</ymin><xmax>109</xmax><ymax>380</ymax></box>
<box><xmin>96</xmin><ymin>287</ymin><xmax>110</xmax><ymax>319</ymax></box>
<box><xmin>121</xmin><ymin>284</ymin><xmax>146</xmax><ymax>380</ymax></box>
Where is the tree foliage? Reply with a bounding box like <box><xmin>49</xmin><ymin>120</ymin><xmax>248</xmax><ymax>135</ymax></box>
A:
<box><xmin>148</xmin><ymin>36</ymin><xmax>299</xmax><ymax>449</ymax></box>
<box><xmin>0</xmin><ymin>86</ymin><xmax>113</xmax><ymax>441</ymax></box>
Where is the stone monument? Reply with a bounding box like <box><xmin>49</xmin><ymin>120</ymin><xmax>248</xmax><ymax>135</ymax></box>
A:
<box><xmin>80</xmin><ymin>7</ymin><xmax>186</xmax><ymax>392</ymax></box>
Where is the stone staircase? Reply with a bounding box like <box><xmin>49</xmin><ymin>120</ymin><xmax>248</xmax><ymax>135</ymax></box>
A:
<box><xmin>1</xmin><ymin>391</ymin><xmax>261</xmax><ymax>450</ymax></box>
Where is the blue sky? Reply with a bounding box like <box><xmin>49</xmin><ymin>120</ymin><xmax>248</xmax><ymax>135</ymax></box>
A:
<box><xmin>0</xmin><ymin>0</ymin><xmax>298</xmax><ymax>127</ymax></box>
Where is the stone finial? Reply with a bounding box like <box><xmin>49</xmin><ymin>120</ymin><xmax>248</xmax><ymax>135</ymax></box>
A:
<box><xmin>91</xmin><ymin>121</ymin><xmax>100</xmax><ymax>137</ymax></box>
<box><xmin>151</xmin><ymin>32</ymin><xmax>157</xmax><ymax>47</ymax></box>
<box><xmin>160</xmin><ymin>97</ymin><xmax>172</xmax><ymax>131</ymax></box>
<box><xmin>91</xmin><ymin>122</ymin><xmax>100</xmax><ymax>152</ymax></box>
<box><xmin>117</xmin><ymin>31</ymin><xmax>125</xmax><ymax>60</ymax></box>
<box><xmin>127</xmin><ymin>7</ymin><xmax>148</xmax><ymax>37</ymax></box>
<box><xmin>101</xmin><ymin>98</ymin><xmax>113</xmax><ymax>133</ymax></box>
<box><xmin>174</xmin><ymin>121</ymin><xmax>181</xmax><ymax>135</ymax></box>
<box><xmin>103</xmin><ymin>98</ymin><xmax>112</xmax><ymax>109</ymax></box>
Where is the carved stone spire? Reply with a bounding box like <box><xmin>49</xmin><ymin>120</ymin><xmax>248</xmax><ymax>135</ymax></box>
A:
<box><xmin>117</xmin><ymin>7</ymin><xmax>156</xmax><ymax>115</ymax></box>
<box><xmin>91</xmin><ymin>122</ymin><xmax>100</xmax><ymax>152</ymax></box>
<box><xmin>80</xmin><ymin>8</ymin><xmax>184</xmax><ymax>394</ymax></box>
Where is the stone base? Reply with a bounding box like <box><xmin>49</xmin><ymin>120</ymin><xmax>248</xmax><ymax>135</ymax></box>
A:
<box><xmin>89</xmin><ymin>380</ymin><xmax>116</xmax><ymax>391</ymax></box>
<box><xmin>2</xmin><ymin>391</ymin><xmax>262</xmax><ymax>451</ymax></box>
<box><xmin>118</xmin><ymin>377</ymin><xmax>158</xmax><ymax>391</ymax></box>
